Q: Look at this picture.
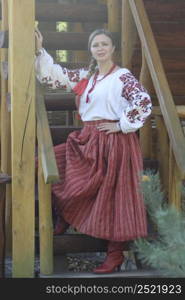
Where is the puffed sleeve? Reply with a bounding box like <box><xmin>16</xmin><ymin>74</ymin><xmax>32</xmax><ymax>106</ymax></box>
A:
<box><xmin>119</xmin><ymin>70</ymin><xmax>152</xmax><ymax>133</ymax></box>
<box><xmin>35</xmin><ymin>48</ymin><xmax>88</xmax><ymax>91</ymax></box>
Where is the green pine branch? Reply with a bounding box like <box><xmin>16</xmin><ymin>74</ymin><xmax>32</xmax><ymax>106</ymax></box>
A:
<box><xmin>134</xmin><ymin>171</ymin><xmax>185</xmax><ymax>277</ymax></box>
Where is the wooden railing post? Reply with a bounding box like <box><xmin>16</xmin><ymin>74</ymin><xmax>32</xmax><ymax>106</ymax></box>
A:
<box><xmin>168</xmin><ymin>146</ymin><xmax>183</xmax><ymax>210</ymax></box>
<box><xmin>9</xmin><ymin>0</ymin><xmax>35</xmax><ymax>277</ymax></box>
<box><xmin>139</xmin><ymin>48</ymin><xmax>154</xmax><ymax>160</ymax></box>
<box><xmin>36</xmin><ymin>81</ymin><xmax>59</xmax><ymax>275</ymax></box>
<box><xmin>155</xmin><ymin>115</ymin><xmax>169</xmax><ymax>195</ymax></box>
<box><xmin>38</xmin><ymin>156</ymin><xmax>53</xmax><ymax>275</ymax></box>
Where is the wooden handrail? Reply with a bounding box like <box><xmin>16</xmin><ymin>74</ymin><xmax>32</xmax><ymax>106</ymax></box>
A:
<box><xmin>128</xmin><ymin>0</ymin><xmax>185</xmax><ymax>176</ymax></box>
<box><xmin>36</xmin><ymin>81</ymin><xmax>60</xmax><ymax>184</ymax></box>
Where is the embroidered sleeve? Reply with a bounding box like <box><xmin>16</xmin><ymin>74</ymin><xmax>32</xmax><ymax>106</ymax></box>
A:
<box><xmin>35</xmin><ymin>48</ymin><xmax>87</xmax><ymax>91</ymax></box>
<box><xmin>119</xmin><ymin>71</ymin><xmax>152</xmax><ymax>133</ymax></box>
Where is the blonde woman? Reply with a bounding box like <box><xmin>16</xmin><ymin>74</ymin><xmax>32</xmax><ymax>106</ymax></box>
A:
<box><xmin>35</xmin><ymin>28</ymin><xmax>152</xmax><ymax>274</ymax></box>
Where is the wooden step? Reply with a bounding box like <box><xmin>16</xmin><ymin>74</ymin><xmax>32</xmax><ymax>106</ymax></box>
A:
<box><xmin>53</xmin><ymin>234</ymin><xmax>108</xmax><ymax>255</ymax></box>
<box><xmin>50</xmin><ymin>125</ymin><xmax>81</xmax><ymax>145</ymax></box>
<box><xmin>45</xmin><ymin>92</ymin><xmax>76</xmax><ymax>111</ymax></box>
<box><xmin>39</xmin><ymin>269</ymin><xmax>163</xmax><ymax>278</ymax></box>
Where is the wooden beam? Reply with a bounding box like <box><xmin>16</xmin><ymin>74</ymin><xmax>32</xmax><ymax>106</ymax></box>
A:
<box><xmin>9</xmin><ymin>0</ymin><xmax>35</xmax><ymax>277</ymax></box>
<box><xmin>36</xmin><ymin>82</ymin><xmax>60</xmax><ymax>184</ymax></box>
<box><xmin>139</xmin><ymin>47</ymin><xmax>154</xmax><ymax>159</ymax></box>
<box><xmin>168</xmin><ymin>146</ymin><xmax>183</xmax><ymax>210</ymax></box>
<box><xmin>128</xmin><ymin>0</ymin><xmax>185</xmax><ymax>176</ymax></box>
<box><xmin>35</xmin><ymin>2</ymin><xmax>107</xmax><ymax>23</ymax></box>
<box><xmin>0</xmin><ymin>183</ymin><xmax>6</xmax><ymax>277</ymax></box>
<box><xmin>155</xmin><ymin>116</ymin><xmax>169</xmax><ymax>195</ymax></box>
<box><xmin>152</xmin><ymin>105</ymin><xmax>185</xmax><ymax>119</ymax></box>
<box><xmin>143</xmin><ymin>0</ymin><xmax>185</xmax><ymax>23</ymax></box>
<box><xmin>107</xmin><ymin>0</ymin><xmax>120</xmax><ymax>32</ymax></box>
<box><xmin>121</xmin><ymin>0</ymin><xmax>138</xmax><ymax>69</ymax></box>
<box><xmin>42</xmin><ymin>31</ymin><xmax>120</xmax><ymax>51</ymax></box>
<box><xmin>38</xmin><ymin>154</ymin><xmax>53</xmax><ymax>275</ymax></box>
<box><xmin>0</xmin><ymin>0</ymin><xmax>12</xmax><ymax>260</ymax></box>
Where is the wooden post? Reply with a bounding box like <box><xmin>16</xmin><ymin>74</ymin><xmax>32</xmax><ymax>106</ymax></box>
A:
<box><xmin>0</xmin><ymin>0</ymin><xmax>12</xmax><ymax>259</ymax></box>
<box><xmin>36</xmin><ymin>81</ymin><xmax>59</xmax><ymax>275</ymax></box>
<box><xmin>0</xmin><ymin>183</ymin><xmax>6</xmax><ymax>277</ymax></box>
<box><xmin>38</xmin><ymin>155</ymin><xmax>53</xmax><ymax>275</ymax></box>
<box><xmin>107</xmin><ymin>0</ymin><xmax>120</xmax><ymax>32</ymax></box>
<box><xmin>107</xmin><ymin>0</ymin><xmax>121</xmax><ymax>64</ymax></box>
<box><xmin>155</xmin><ymin>116</ymin><xmax>169</xmax><ymax>195</ymax></box>
<box><xmin>73</xmin><ymin>23</ymin><xmax>88</xmax><ymax>63</ymax></box>
<box><xmin>9</xmin><ymin>0</ymin><xmax>35</xmax><ymax>277</ymax></box>
<box><xmin>121</xmin><ymin>0</ymin><xmax>138</xmax><ymax>69</ymax></box>
<box><xmin>168</xmin><ymin>146</ymin><xmax>182</xmax><ymax>210</ymax></box>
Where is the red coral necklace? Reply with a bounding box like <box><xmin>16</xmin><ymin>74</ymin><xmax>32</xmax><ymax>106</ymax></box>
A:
<box><xmin>86</xmin><ymin>64</ymin><xmax>116</xmax><ymax>103</ymax></box>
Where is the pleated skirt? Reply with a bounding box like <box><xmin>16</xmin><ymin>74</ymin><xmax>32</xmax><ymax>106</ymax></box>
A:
<box><xmin>52</xmin><ymin>120</ymin><xmax>147</xmax><ymax>242</ymax></box>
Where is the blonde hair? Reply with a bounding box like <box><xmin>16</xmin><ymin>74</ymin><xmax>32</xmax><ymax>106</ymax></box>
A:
<box><xmin>86</xmin><ymin>29</ymin><xmax>115</xmax><ymax>79</ymax></box>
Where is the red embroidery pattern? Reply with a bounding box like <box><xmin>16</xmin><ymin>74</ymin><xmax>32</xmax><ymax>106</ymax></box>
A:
<box><xmin>119</xmin><ymin>72</ymin><xmax>152</xmax><ymax>125</ymax></box>
<box><xmin>67</xmin><ymin>69</ymin><xmax>80</xmax><ymax>83</ymax></box>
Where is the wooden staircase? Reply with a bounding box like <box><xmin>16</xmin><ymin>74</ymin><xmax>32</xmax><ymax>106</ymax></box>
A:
<box><xmin>1</xmin><ymin>0</ymin><xmax>185</xmax><ymax>278</ymax></box>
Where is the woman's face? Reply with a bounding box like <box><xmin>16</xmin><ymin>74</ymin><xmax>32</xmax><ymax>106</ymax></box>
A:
<box><xmin>90</xmin><ymin>34</ymin><xmax>115</xmax><ymax>63</ymax></box>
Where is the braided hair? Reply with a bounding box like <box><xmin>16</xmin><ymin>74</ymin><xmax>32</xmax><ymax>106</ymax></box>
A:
<box><xmin>86</xmin><ymin>29</ymin><xmax>115</xmax><ymax>79</ymax></box>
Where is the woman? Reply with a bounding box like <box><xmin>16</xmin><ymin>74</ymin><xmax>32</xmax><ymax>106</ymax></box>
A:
<box><xmin>35</xmin><ymin>28</ymin><xmax>152</xmax><ymax>274</ymax></box>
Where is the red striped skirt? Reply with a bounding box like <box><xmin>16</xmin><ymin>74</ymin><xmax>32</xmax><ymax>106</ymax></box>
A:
<box><xmin>52</xmin><ymin>120</ymin><xmax>147</xmax><ymax>242</ymax></box>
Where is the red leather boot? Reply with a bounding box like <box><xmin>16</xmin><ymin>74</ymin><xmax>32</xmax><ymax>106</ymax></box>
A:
<box><xmin>93</xmin><ymin>241</ymin><xmax>124</xmax><ymax>274</ymax></box>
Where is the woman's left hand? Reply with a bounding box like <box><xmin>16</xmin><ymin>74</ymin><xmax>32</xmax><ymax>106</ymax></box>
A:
<box><xmin>97</xmin><ymin>122</ymin><xmax>121</xmax><ymax>135</ymax></box>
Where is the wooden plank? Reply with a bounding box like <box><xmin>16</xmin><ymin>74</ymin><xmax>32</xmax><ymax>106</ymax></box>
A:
<box><xmin>0</xmin><ymin>184</ymin><xmax>6</xmax><ymax>278</ymax></box>
<box><xmin>132</xmin><ymin>49</ymin><xmax>185</xmax><ymax>74</ymax></box>
<box><xmin>132</xmin><ymin>71</ymin><xmax>185</xmax><ymax>96</ymax></box>
<box><xmin>2</xmin><ymin>0</ymin><xmax>184</xmax><ymax>23</ymax></box>
<box><xmin>72</xmin><ymin>23</ymin><xmax>88</xmax><ymax>63</ymax></box>
<box><xmin>45</xmin><ymin>92</ymin><xmax>76</xmax><ymax>111</ymax></box>
<box><xmin>143</xmin><ymin>0</ymin><xmax>185</xmax><ymax>23</ymax></box>
<box><xmin>139</xmin><ymin>48</ymin><xmax>153</xmax><ymax>159</ymax></box>
<box><xmin>152</xmin><ymin>105</ymin><xmax>185</xmax><ymax>119</ymax></box>
<box><xmin>168</xmin><ymin>147</ymin><xmax>183</xmax><ymax>209</ymax></box>
<box><xmin>38</xmin><ymin>153</ymin><xmax>53</xmax><ymax>275</ymax></box>
<box><xmin>2</xmin><ymin>24</ymin><xmax>185</xmax><ymax>50</ymax></box>
<box><xmin>151</xmin><ymin>96</ymin><xmax>185</xmax><ymax>106</ymax></box>
<box><xmin>155</xmin><ymin>116</ymin><xmax>169</xmax><ymax>195</ymax></box>
<box><xmin>107</xmin><ymin>0</ymin><xmax>121</xmax><ymax>62</ymax></box>
<box><xmin>128</xmin><ymin>0</ymin><xmax>185</xmax><ymax>176</ymax></box>
<box><xmin>39</xmin><ymin>269</ymin><xmax>163</xmax><ymax>278</ymax></box>
<box><xmin>0</xmin><ymin>0</ymin><xmax>12</xmax><ymax>258</ymax></box>
<box><xmin>42</xmin><ymin>31</ymin><xmax>120</xmax><ymax>51</ymax></box>
<box><xmin>35</xmin><ymin>2</ymin><xmax>107</xmax><ymax>23</ymax></box>
<box><xmin>36</xmin><ymin>82</ymin><xmax>60</xmax><ymax>184</ymax></box>
<box><xmin>9</xmin><ymin>0</ymin><xmax>35</xmax><ymax>277</ymax></box>
<box><xmin>107</xmin><ymin>0</ymin><xmax>120</xmax><ymax>32</ymax></box>
<box><xmin>53</xmin><ymin>234</ymin><xmax>108</xmax><ymax>255</ymax></box>
<box><xmin>50</xmin><ymin>126</ymin><xmax>81</xmax><ymax>145</ymax></box>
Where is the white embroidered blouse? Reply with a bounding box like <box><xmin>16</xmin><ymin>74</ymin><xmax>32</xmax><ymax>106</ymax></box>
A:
<box><xmin>35</xmin><ymin>48</ymin><xmax>152</xmax><ymax>133</ymax></box>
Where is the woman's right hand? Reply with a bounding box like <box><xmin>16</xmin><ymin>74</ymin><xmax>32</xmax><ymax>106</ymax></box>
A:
<box><xmin>35</xmin><ymin>28</ymin><xmax>43</xmax><ymax>53</ymax></box>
